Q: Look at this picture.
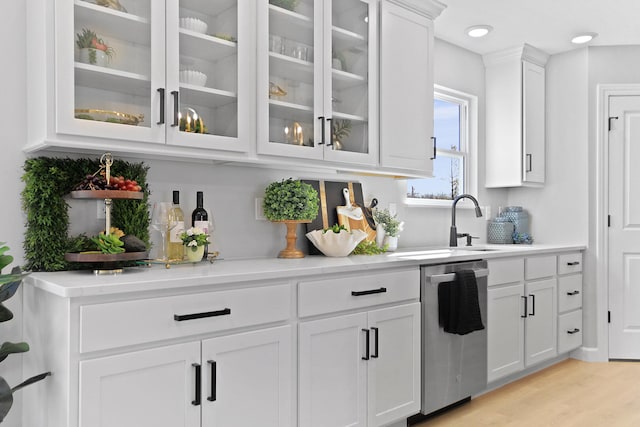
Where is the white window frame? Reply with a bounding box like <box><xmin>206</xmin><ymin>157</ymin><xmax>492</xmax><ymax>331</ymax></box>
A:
<box><xmin>405</xmin><ymin>85</ymin><xmax>478</xmax><ymax>208</ymax></box>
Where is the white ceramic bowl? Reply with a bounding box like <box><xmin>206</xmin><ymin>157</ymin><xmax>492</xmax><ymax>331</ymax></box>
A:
<box><xmin>306</xmin><ymin>229</ymin><xmax>367</xmax><ymax>257</ymax></box>
<box><xmin>180</xmin><ymin>17</ymin><xmax>208</xmax><ymax>34</ymax></box>
<box><xmin>179</xmin><ymin>69</ymin><xmax>207</xmax><ymax>87</ymax></box>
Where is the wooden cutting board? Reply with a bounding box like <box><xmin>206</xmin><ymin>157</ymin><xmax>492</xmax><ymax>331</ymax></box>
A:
<box><xmin>337</xmin><ymin>188</ymin><xmax>376</xmax><ymax>242</ymax></box>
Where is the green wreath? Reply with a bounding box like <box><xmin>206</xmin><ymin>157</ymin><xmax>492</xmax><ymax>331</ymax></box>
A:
<box><xmin>21</xmin><ymin>157</ymin><xmax>150</xmax><ymax>272</ymax></box>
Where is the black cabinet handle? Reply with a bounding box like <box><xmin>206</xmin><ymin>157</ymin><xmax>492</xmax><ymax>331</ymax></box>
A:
<box><xmin>317</xmin><ymin>116</ymin><xmax>325</xmax><ymax>145</ymax></box>
<box><xmin>157</xmin><ymin>88</ymin><xmax>165</xmax><ymax>125</ymax></box>
<box><xmin>351</xmin><ymin>287</ymin><xmax>387</xmax><ymax>296</ymax></box>
<box><xmin>529</xmin><ymin>294</ymin><xmax>536</xmax><ymax>316</ymax></box>
<box><xmin>171</xmin><ymin>90</ymin><xmax>179</xmax><ymax>127</ymax></box>
<box><xmin>174</xmin><ymin>308</ymin><xmax>231</xmax><ymax>322</ymax></box>
<box><xmin>207</xmin><ymin>360</ymin><xmax>216</xmax><ymax>402</ymax></box>
<box><xmin>430</xmin><ymin>137</ymin><xmax>436</xmax><ymax>160</ymax></box>
<box><xmin>326</xmin><ymin>118</ymin><xmax>333</xmax><ymax>147</ymax></box>
<box><xmin>192</xmin><ymin>363</ymin><xmax>201</xmax><ymax>406</ymax></box>
<box><xmin>362</xmin><ymin>329</ymin><xmax>370</xmax><ymax>360</ymax></box>
<box><xmin>567</xmin><ymin>261</ymin><xmax>580</xmax><ymax>266</ymax></box>
<box><xmin>567</xmin><ymin>328</ymin><xmax>580</xmax><ymax>335</ymax></box>
<box><xmin>526</xmin><ymin>154</ymin><xmax>532</xmax><ymax>172</ymax></box>
<box><xmin>521</xmin><ymin>296</ymin><xmax>528</xmax><ymax>318</ymax></box>
<box><xmin>371</xmin><ymin>327</ymin><xmax>379</xmax><ymax>358</ymax></box>
<box><xmin>567</xmin><ymin>290</ymin><xmax>580</xmax><ymax>296</ymax></box>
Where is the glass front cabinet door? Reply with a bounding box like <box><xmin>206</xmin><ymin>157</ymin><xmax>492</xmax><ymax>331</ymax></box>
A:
<box><xmin>257</xmin><ymin>0</ymin><xmax>378</xmax><ymax>166</ymax></box>
<box><xmin>54</xmin><ymin>0</ymin><xmax>250</xmax><ymax>153</ymax></box>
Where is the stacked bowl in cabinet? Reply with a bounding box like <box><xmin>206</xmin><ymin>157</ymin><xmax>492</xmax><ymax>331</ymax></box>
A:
<box><xmin>557</xmin><ymin>253</ymin><xmax>583</xmax><ymax>353</ymax></box>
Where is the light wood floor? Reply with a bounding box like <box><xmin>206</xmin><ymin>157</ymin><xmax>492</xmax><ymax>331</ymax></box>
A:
<box><xmin>413</xmin><ymin>358</ymin><xmax>640</xmax><ymax>427</ymax></box>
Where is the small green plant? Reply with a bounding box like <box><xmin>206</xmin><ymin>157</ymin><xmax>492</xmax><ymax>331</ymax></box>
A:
<box><xmin>331</xmin><ymin>119</ymin><xmax>352</xmax><ymax>149</ymax></box>
<box><xmin>0</xmin><ymin>243</ymin><xmax>50</xmax><ymax>422</ymax></box>
<box><xmin>75</xmin><ymin>28</ymin><xmax>114</xmax><ymax>64</ymax></box>
<box><xmin>372</xmin><ymin>208</ymin><xmax>402</xmax><ymax>237</ymax></box>
<box><xmin>180</xmin><ymin>227</ymin><xmax>210</xmax><ymax>251</ymax></box>
<box><xmin>351</xmin><ymin>240</ymin><xmax>387</xmax><ymax>255</ymax></box>
<box><xmin>263</xmin><ymin>178</ymin><xmax>319</xmax><ymax>221</ymax></box>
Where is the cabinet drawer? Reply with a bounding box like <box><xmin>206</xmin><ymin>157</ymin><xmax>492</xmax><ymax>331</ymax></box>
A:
<box><xmin>80</xmin><ymin>284</ymin><xmax>291</xmax><ymax>353</ymax></box>
<box><xmin>525</xmin><ymin>255</ymin><xmax>557</xmax><ymax>280</ymax></box>
<box><xmin>558</xmin><ymin>310</ymin><xmax>582</xmax><ymax>354</ymax></box>
<box><xmin>558</xmin><ymin>252</ymin><xmax>583</xmax><ymax>275</ymax></box>
<box><xmin>487</xmin><ymin>258</ymin><xmax>524</xmax><ymax>286</ymax></box>
<box><xmin>558</xmin><ymin>274</ymin><xmax>583</xmax><ymax>313</ymax></box>
<box><xmin>298</xmin><ymin>269</ymin><xmax>419</xmax><ymax>317</ymax></box>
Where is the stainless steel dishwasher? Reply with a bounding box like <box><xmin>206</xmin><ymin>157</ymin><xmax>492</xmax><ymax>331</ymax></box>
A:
<box><xmin>420</xmin><ymin>260</ymin><xmax>489</xmax><ymax>416</ymax></box>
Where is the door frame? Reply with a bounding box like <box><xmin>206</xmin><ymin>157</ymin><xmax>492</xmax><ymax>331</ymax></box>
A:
<box><xmin>596</xmin><ymin>84</ymin><xmax>640</xmax><ymax>361</ymax></box>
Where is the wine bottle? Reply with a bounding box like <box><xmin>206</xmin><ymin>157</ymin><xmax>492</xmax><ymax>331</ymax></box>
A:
<box><xmin>192</xmin><ymin>191</ymin><xmax>209</xmax><ymax>260</ymax></box>
<box><xmin>167</xmin><ymin>190</ymin><xmax>185</xmax><ymax>261</ymax></box>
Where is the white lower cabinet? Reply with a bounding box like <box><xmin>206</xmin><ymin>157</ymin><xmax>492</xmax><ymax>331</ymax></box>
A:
<box><xmin>298</xmin><ymin>303</ymin><xmax>421</xmax><ymax>427</ymax></box>
<box><xmin>79</xmin><ymin>326</ymin><xmax>292</xmax><ymax>427</ymax></box>
<box><xmin>487</xmin><ymin>256</ymin><xmax>558</xmax><ymax>383</ymax></box>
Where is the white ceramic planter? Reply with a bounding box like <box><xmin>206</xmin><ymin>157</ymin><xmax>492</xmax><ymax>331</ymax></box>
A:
<box><xmin>78</xmin><ymin>48</ymin><xmax>110</xmax><ymax>67</ymax></box>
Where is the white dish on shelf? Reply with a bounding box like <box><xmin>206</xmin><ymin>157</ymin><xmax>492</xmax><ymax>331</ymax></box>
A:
<box><xmin>180</xmin><ymin>17</ymin><xmax>208</xmax><ymax>34</ymax></box>
<box><xmin>179</xmin><ymin>69</ymin><xmax>207</xmax><ymax>87</ymax></box>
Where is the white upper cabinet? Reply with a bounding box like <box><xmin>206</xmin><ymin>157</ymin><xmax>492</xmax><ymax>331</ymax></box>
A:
<box><xmin>27</xmin><ymin>0</ymin><xmax>253</xmax><ymax>155</ymax></box>
<box><xmin>484</xmin><ymin>44</ymin><xmax>549</xmax><ymax>187</ymax></box>
<box><xmin>257</xmin><ymin>0</ymin><xmax>378</xmax><ymax>166</ymax></box>
<box><xmin>379</xmin><ymin>0</ymin><xmax>444</xmax><ymax>176</ymax></box>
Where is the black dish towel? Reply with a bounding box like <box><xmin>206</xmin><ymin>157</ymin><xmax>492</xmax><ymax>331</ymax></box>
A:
<box><xmin>438</xmin><ymin>270</ymin><xmax>485</xmax><ymax>335</ymax></box>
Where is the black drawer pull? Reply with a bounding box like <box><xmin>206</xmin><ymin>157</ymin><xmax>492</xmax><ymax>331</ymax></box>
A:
<box><xmin>567</xmin><ymin>328</ymin><xmax>580</xmax><ymax>335</ymax></box>
<box><xmin>521</xmin><ymin>295</ymin><xmax>528</xmax><ymax>318</ymax></box>
<box><xmin>362</xmin><ymin>329</ymin><xmax>370</xmax><ymax>360</ymax></box>
<box><xmin>207</xmin><ymin>360</ymin><xmax>217</xmax><ymax>402</ymax></box>
<box><xmin>567</xmin><ymin>261</ymin><xmax>580</xmax><ymax>266</ymax></box>
<box><xmin>192</xmin><ymin>363</ymin><xmax>201</xmax><ymax>406</ymax></box>
<box><xmin>529</xmin><ymin>294</ymin><xmax>536</xmax><ymax>316</ymax></box>
<box><xmin>174</xmin><ymin>308</ymin><xmax>231</xmax><ymax>321</ymax></box>
<box><xmin>352</xmin><ymin>287</ymin><xmax>387</xmax><ymax>296</ymax></box>
<box><xmin>371</xmin><ymin>327</ymin><xmax>379</xmax><ymax>358</ymax></box>
<box><xmin>567</xmin><ymin>290</ymin><xmax>580</xmax><ymax>296</ymax></box>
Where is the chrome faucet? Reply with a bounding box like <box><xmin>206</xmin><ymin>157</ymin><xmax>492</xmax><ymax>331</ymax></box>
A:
<box><xmin>449</xmin><ymin>194</ymin><xmax>483</xmax><ymax>247</ymax></box>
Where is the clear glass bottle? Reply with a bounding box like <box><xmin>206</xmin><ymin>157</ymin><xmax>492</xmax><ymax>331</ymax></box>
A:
<box><xmin>167</xmin><ymin>190</ymin><xmax>185</xmax><ymax>261</ymax></box>
<box><xmin>192</xmin><ymin>191</ymin><xmax>209</xmax><ymax>260</ymax></box>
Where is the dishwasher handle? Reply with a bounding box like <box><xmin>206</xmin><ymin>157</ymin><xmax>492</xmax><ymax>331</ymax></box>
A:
<box><xmin>427</xmin><ymin>268</ymin><xmax>489</xmax><ymax>285</ymax></box>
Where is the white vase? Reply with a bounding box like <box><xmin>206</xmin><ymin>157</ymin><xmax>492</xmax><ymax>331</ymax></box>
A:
<box><xmin>384</xmin><ymin>235</ymin><xmax>398</xmax><ymax>252</ymax></box>
<box><xmin>186</xmin><ymin>245</ymin><xmax>205</xmax><ymax>262</ymax></box>
<box><xmin>376</xmin><ymin>225</ymin><xmax>386</xmax><ymax>247</ymax></box>
<box><xmin>78</xmin><ymin>48</ymin><xmax>109</xmax><ymax>67</ymax></box>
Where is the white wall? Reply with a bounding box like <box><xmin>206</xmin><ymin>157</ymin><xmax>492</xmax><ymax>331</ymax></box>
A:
<box><xmin>0</xmin><ymin>1</ymin><xmax>27</xmax><ymax>426</ymax></box>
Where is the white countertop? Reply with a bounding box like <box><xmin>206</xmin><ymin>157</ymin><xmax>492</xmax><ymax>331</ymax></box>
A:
<box><xmin>25</xmin><ymin>244</ymin><xmax>586</xmax><ymax>298</ymax></box>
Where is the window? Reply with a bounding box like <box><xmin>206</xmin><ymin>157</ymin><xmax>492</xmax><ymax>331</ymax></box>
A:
<box><xmin>406</xmin><ymin>86</ymin><xmax>477</xmax><ymax>205</ymax></box>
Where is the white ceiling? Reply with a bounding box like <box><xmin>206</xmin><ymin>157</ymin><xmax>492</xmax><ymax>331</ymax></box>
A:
<box><xmin>434</xmin><ymin>0</ymin><xmax>640</xmax><ymax>56</ymax></box>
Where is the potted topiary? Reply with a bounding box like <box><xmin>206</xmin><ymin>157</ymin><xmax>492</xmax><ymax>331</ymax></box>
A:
<box><xmin>0</xmin><ymin>242</ymin><xmax>50</xmax><ymax>422</ymax></box>
<box><xmin>263</xmin><ymin>178</ymin><xmax>319</xmax><ymax>258</ymax></box>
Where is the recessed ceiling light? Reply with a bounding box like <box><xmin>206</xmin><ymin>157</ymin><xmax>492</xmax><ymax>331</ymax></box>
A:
<box><xmin>571</xmin><ymin>33</ymin><xmax>598</xmax><ymax>44</ymax></box>
<box><xmin>466</xmin><ymin>25</ymin><xmax>493</xmax><ymax>38</ymax></box>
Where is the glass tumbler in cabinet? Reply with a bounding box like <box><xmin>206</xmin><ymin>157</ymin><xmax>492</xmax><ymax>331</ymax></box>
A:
<box><xmin>58</xmin><ymin>0</ymin><xmax>163</xmax><ymax>144</ymax></box>
<box><xmin>165</xmin><ymin>0</ymin><xmax>250</xmax><ymax>153</ymax></box>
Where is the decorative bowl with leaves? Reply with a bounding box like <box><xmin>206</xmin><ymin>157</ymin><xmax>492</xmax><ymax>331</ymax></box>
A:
<box><xmin>306</xmin><ymin>228</ymin><xmax>367</xmax><ymax>257</ymax></box>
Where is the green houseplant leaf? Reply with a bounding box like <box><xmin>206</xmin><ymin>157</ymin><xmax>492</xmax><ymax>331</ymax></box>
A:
<box><xmin>0</xmin><ymin>342</ymin><xmax>29</xmax><ymax>363</ymax></box>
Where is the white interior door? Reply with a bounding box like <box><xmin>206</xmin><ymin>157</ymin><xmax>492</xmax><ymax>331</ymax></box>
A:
<box><xmin>608</xmin><ymin>95</ymin><xmax>640</xmax><ymax>359</ymax></box>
